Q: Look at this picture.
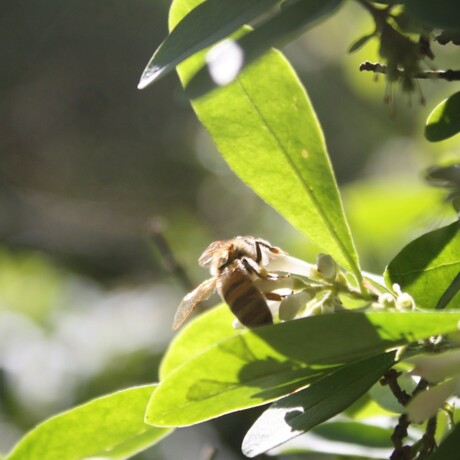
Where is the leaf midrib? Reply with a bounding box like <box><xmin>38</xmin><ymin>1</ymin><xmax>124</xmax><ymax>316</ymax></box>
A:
<box><xmin>236</xmin><ymin>77</ymin><xmax>359</xmax><ymax>277</ymax></box>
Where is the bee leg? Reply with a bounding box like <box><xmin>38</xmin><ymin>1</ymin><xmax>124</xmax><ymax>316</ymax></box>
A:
<box><xmin>254</xmin><ymin>240</ymin><xmax>263</xmax><ymax>263</ymax></box>
<box><xmin>242</xmin><ymin>257</ymin><xmax>288</xmax><ymax>281</ymax></box>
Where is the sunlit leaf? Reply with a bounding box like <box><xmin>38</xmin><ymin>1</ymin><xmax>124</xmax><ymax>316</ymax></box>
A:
<box><xmin>185</xmin><ymin>0</ymin><xmax>343</xmax><ymax>98</ymax></box>
<box><xmin>6</xmin><ymin>386</ymin><xmax>172</xmax><ymax>460</ymax></box>
<box><xmin>169</xmin><ymin>0</ymin><xmax>361</xmax><ymax>281</ymax></box>
<box><xmin>384</xmin><ymin>222</ymin><xmax>460</xmax><ymax>309</ymax></box>
<box><xmin>160</xmin><ymin>304</ymin><xmax>235</xmax><ymax>379</ymax></box>
<box><xmin>242</xmin><ymin>352</ymin><xmax>395</xmax><ymax>457</ymax></box>
<box><xmin>138</xmin><ymin>0</ymin><xmax>279</xmax><ymax>89</ymax></box>
<box><xmin>146</xmin><ymin>311</ymin><xmax>460</xmax><ymax>427</ymax></box>
<box><xmin>425</xmin><ymin>92</ymin><xmax>460</xmax><ymax>142</ymax></box>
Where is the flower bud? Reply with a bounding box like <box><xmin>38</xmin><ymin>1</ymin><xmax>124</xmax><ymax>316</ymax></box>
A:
<box><xmin>316</xmin><ymin>254</ymin><xmax>337</xmax><ymax>280</ymax></box>
<box><xmin>279</xmin><ymin>290</ymin><xmax>312</xmax><ymax>321</ymax></box>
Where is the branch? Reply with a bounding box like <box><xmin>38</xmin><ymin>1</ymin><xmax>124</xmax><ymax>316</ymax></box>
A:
<box><xmin>360</xmin><ymin>61</ymin><xmax>460</xmax><ymax>81</ymax></box>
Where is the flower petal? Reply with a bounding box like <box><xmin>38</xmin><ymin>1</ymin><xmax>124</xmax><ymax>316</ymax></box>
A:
<box><xmin>408</xmin><ymin>349</ymin><xmax>460</xmax><ymax>383</ymax></box>
<box><xmin>406</xmin><ymin>379</ymin><xmax>456</xmax><ymax>423</ymax></box>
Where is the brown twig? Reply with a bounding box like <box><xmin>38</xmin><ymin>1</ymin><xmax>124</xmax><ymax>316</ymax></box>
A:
<box><xmin>360</xmin><ymin>61</ymin><xmax>460</xmax><ymax>81</ymax></box>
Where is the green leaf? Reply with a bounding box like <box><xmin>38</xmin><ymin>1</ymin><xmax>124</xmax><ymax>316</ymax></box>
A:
<box><xmin>6</xmin><ymin>386</ymin><xmax>172</xmax><ymax>460</ymax></box>
<box><xmin>242</xmin><ymin>352</ymin><xmax>395</xmax><ymax>457</ymax></box>
<box><xmin>428</xmin><ymin>423</ymin><xmax>460</xmax><ymax>460</ymax></box>
<box><xmin>170</xmin><ymin>0</ymin><xmax>361</xmax><ymax>280</ymax></box>
<box><xmin>437</xmin><ymin>272</ymin><xmax>460</xmax><ymax>310</ymax></box>
<box><xmin>384</xmin><ymin>222</ymin><xmax>460</xmax><ymax>309</ymax></box>
<box><xmin>312</xmin><ymin>420</ymin><xmax>394</xmax><ymax>449</ymax></box>
<box><xmin>271</xmin><ymin>420</ymin><xmax>397</xmax><ymax>457</ymax></box>
<box><xmin>138</xmin><ymin>0</ymin><xmax>280</xmax><ymax>89</ymax></box>
<box><xmin>348</xmin><ymin>32</ymin><xmax>375</xmax><ymax>54</ymax></box>
<box><xmin>185</xmin><ymin>0</ymin><xmax>343</xmax><ymax>99</ymax></box>
<box><xmin>160</xmin><ymin>304</ymin><xmax>235</xmax><ymax>379</ymax></box>
<box><xmin>146</xmin><ymin>311</ymin><xmax>460</xmax><ymax>427</ymax></box>
<box><xmin>403</xmin><ymin>0</ymin><xmax>460</xmax><ymax>31</ymax></box>
<box><xmin>425</xmin><ymin>92</ymin><xmax>460</xmax><ymax>142</ymax></box>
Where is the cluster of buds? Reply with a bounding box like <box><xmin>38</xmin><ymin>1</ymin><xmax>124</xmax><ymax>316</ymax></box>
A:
<box><xmin>243</xmin><ymin>245</ymin><xmax>417</xmax><ymax>329</ymax></box>
<box><xmin>373</xmin><ymin>283</ymin><xmax>415</xmax><ymax>312</ymax></box>
<box><xmin>249</xmin><ymin>251</ymin><xmax>367</xmax><ymax>327</ymax></box>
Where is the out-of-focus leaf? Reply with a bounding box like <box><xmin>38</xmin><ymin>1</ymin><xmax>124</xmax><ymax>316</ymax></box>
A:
<box><xmin>138</xmin><ymin>0</ymin><xmax>280</xmax><ymax>89</ymax></box>
<box><xmin>270</xmin><ymin>420</ymin><xmax>399</xmax><ymax>458</ymax></box>
<box><xmin>403</xmin><ymin>0</ymin><xmax>460</xmax><ymax>31</ymax></box>
<box><xmin>312</xmin><ymin>420</ymin><xmax>395</xmax><ymax>449</ymax></box>
<box><xmin>169</xmin><ymin>0</ymin><xmax>361</xmax><ymax>281</ymax></box>
<box><xmin>425</xmin><ymin>92</ymin><xmax>460</xmax><ymax>142</ymax></box>
<box><xmin>348</xmin><ymin>33</ymin><xmax>375</xmax><ymax>53</ymax></box>
<box><xmin>242</xmin><ymin>352</ymin><xmax>395</xmax><ymax>457</ymax></box>
<box><xmin>343</xmin><ymin>178</ymin><xmax>445</xmax><ymax>267</ymax></box>
<box><xmin>6</xmin><ymin>386</ymin><xmax>172</xmax><ymax>460</ymax></box>
<box><xmin>384</xmin><ymin>222</ymin><xmax>460</xmax><ymax>309</ymax></box>
<box><xmin>185</xmin><ymin>0</ymin><xmax>343</xmax><ymax>98</ymax></box>
<box><xmin>160</xmin><ymin>304</ymin><xmax>235</xmax><ymax>379</ymax></box>
<box><xmin>428</xmin><ymin>423</ymin><xmax>460</xmax><ymax>460</ymax></box>
<box><xmin>146</xmin><ymin>311</ymin><xmax>460</xmax><ymax>427</ymax></box>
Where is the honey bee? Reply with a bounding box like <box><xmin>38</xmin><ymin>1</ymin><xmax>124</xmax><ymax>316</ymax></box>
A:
<box><xmin>172</xmin><ymin>236</ymin><xmax>286</xmax><ymax>330</ymax></box>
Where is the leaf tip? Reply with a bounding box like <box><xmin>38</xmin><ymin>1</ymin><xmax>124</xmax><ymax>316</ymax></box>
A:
<box><xmin>137</xmin><ymin>65</ymin><xmax>163</xmax><ymax>90</ymax></box>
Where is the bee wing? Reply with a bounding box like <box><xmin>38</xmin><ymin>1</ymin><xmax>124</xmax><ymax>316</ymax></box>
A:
<box><xmin>172</xmin><ymin>277</ymin><xmax>217</xmax><ymax>330</ymax></box>
<box><xmin>198</xmin><ymin>240</ymin><xmax>227</xmax><ymax>268</ymax></box>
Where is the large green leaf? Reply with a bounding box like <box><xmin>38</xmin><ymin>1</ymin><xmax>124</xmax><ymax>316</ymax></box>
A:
<box><xmin>403</xmin><ymin>0</ymin><xmax>460</xmax><ymax>31</ymax></box>
<box><xmin>385</xmin><ymin>222</ymin><xmax>460</xmax><ymax>309</ymax></box>
<box><xmin>425</xmin><ymin>92</ymin><xmax>460</xmax><ymax>142</ymax></box>
<box><xmin>146</xmin><ymin>311</ymin><xmax>460</xmax><ymax>427</ymax></box>
<box><xmin>6</xmin><ymin>386</ymin><xmax>172</xmax><ymax>460</ymax></box>
<box><xmin>138</xmin><ymin>0</ymin><xmax>280</xmax><ymax>89</ymax></box>
<box><xmin>169</xmin><ymin>0</ymin><xmax>361</xmax><ymax>281</ymax></box>
<box><xmin>271</xmin><ymin>420</ymin><xmax>397</xmax><ymax>458</ymax></box>
<box><xmin>185</xmin><ymin>0</ymin><xmax>343</xmax><ymax>99</ymax></box>
<box><xmin>160</xmin><ymin>303</ymin><xmax>235</xmax><ymax>379</ymax></box>
<box><xmin>242</xmin><ymin>352</ymin><xmax>396</xmax><ymax>457</ymax></box>
<box><xmin>428</xmin><ymin>423</ymin><xmax>460</xmax><ymax>460</ymax></box>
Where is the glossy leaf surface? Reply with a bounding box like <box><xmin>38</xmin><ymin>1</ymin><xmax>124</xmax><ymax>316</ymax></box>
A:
<box><xmin>6</xmin><ymin>386</ymin><xmax>172</xmax><ymax>460</ymax></box>
<box><xmin>169</xmin><ymin>0</ymin><xmax>361</xmax><ymax>280</ymax></box>
<box><xmin>138</xmin><ymin>0</ymin><xmax>279</xmax><ymax>89</ymax></box>
<box><xmin>242</xmin><ymin>352</ymin><xmax>395</xmax><ymax>457</ymax></box>
<box><xmin>146</xmin><ymin>311</ymin><xmax>460</xmax><ymax>427</ymax></box>
<box><xmin>425</xmin><ymin>92</ymin><xmax>460</xmax><ymax>142</ymax></box>
<box><xmin>385</xmin><ymin>222</ymin><xmax>460</xmax><ymax>309</ymax></box>
<box><xmin>185</xmin><ymin>0</ymin><xmax>343</xmax><ymax>98</ymax></box>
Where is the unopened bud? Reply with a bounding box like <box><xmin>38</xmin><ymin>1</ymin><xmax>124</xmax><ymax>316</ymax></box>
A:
<box><xmin>378</xmin><ymin>293</ymin><xmax>397</xmax><ymax>310</ymax></box>
<box><xmin>316</xmin><ymin>254</ymin><xmax>337</xmax><ymax>280</ymax></box>
<box><xmin>279</xmin><ymin>290</ymin><xmax>312</xmax><ymax>321</ymax></box>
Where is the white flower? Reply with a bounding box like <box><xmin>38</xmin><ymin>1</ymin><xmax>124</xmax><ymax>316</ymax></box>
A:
<box><xmin>393</xmin><ymin>284</ymin><xmax>415</xmax><ymax>311</ymax></box>
<box><xmin>265</xmin><ymin>253</ymin><xmax>315</xmax><ymax>278</ymax></box>
<box><xmin>405</xmin><ymin>349</ymin><xmax>460</xmax><ymax>423</ymax></box>
<box><xmin>316</xmin><ymin>254</ymin><xmax>337</xmax><ymax>280</ymax></box>
<box><xmin>278</xmin><ymin>290</ymin><xmax>313</xmax><ymax>321</ymax></box>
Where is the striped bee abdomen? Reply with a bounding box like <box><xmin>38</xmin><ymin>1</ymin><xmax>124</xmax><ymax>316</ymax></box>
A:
<box><xmin>218</xmin><ymin>267</ymin><xmax>273</xmax><ymax>327</ymax></box>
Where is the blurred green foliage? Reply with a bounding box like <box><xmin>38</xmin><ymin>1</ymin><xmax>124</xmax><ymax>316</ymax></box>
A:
<box><xmin>1</xmin><ymin>0</ymin><xmax>460</xmax><ymax>459</ymax></box>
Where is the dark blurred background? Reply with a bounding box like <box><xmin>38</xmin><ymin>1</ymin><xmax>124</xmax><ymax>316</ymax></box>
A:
<box><xmin>1</xmin><ymin>1</ymin><xmax>459</xmax><ymax>458</ymax></box>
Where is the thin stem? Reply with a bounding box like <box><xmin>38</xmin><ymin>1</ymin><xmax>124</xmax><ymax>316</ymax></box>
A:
<box><xmin>360</xmin><ymin>61</ymin><xmax>460</xmax><ymax>81</ymax></box>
